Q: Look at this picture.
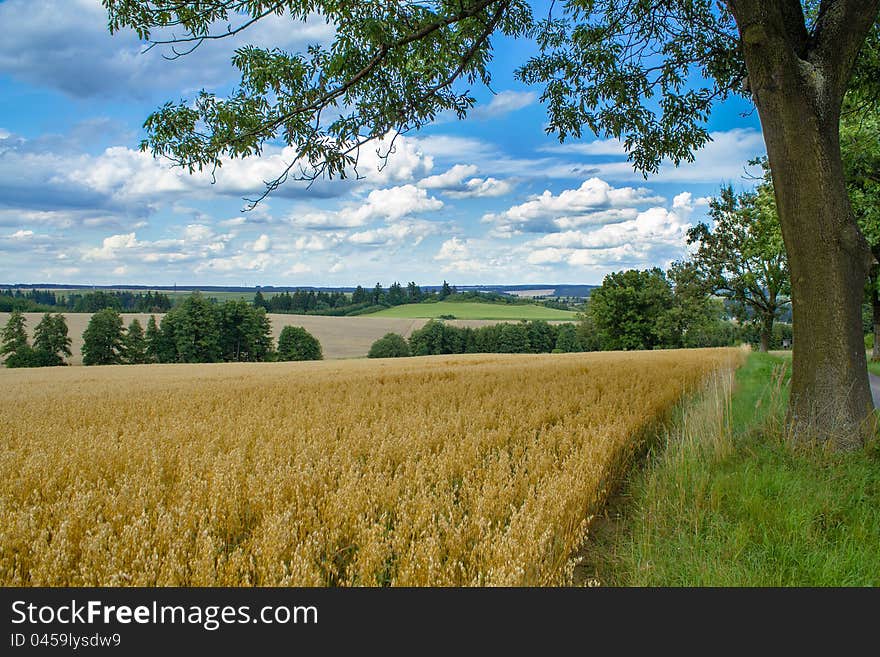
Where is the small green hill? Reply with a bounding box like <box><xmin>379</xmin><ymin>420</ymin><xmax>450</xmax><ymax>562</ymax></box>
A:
<box><xmin>368</xmin><ymin>301</ymin><xmax>578</xmax><ymax>321</ymax></box>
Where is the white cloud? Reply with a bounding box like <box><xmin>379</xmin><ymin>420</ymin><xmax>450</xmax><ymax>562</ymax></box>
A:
<box><xmin>347</xmin><ymin>220</ymin><xmax>439</xmax><ymax>247</ymax></box>
<box><xmin>576</xmin><ymin>129</ymin><xmax>766</xmax><ymax>183</ymax></box>
<box><xmin>0</xmin><ymin>0</ymin><xmax>334</xmax><ymax>99</ymax></box>
<box><xmin>418</xmin><ymin>164</ymin><xmax>479</xmax><ymax>190</ymax></box>
<box><xmin>435</xmin><ymin>237</ymin><xmax>470</xmax><ymax>261</ymax></box>
<box><xmin>418</xmin><ymin>164</ymin><xmax>514</xmax><ymax>198</ymax></box>
<box><xmin>473</xmin><ymin>91</ymin><xmax>537</xmax><ymax>119</ymax></box>
<box><xmin>483</xmin><ymin>178</ymin><xmax>663</xmax><ymax>234</ymax></box>
<box><xmin>524</xmin><ymin>202</ymin><xmax>694</xmax><ymax>269</ymax></box>
<box><xmin>539</xmin><ymin>138</ymin><xmax>627</xmax><ymax>156</ymax></box>
<box><xmin>447</xmin><ymin>177</ymin><xmax>514</xmax><ymax>198</ymax></box>
<box><xmin>291</xmin><ymin>184</ymin><xmax>443</xmax><ymax>230</ymax></box>
<box><xmin>251</xmin><ymin>234</ymin><xmax>271</xmax><ymax>253</ymax></box>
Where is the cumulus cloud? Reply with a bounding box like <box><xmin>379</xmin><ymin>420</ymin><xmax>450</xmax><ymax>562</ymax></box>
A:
<box><xmin>418</xmin><ymin>164</ymin><xmax>479</xmax><ymax>190</ymax></box>
<box><xmin>483</xmin><ymin>178</ymin><xmax>663</xmax><ymax>235</ymax></box>
<box><xmin>418</xmin><ymin>164</ymin><xmax>514</xmax><ymax>198</ymax></box>
<box><xmin>290</xmin><ymin>185</ymin><xmax>443</xmax><ymax>230</ymax></box>
<box><xmin>524</xmin><ymin>202</ymin><xmax>695</xmax><ymax>269</ymax></box>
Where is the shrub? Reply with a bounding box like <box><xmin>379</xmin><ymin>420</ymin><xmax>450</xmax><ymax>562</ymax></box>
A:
<box><xmin>277</xmin><ymin>326</ymin><xmax>323</xmax><ymax>361</ymax></box>
<box><xmin>368</xmin><ymin>333</ymin><xmax>411</xmax><ymax>358</ymax></box>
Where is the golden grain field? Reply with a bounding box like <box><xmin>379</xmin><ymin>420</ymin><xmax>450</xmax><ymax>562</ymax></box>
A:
<box><xmin>0</xmin><ymin>349</ymin><xmax>742</xmax><ymax>586</ymax></box>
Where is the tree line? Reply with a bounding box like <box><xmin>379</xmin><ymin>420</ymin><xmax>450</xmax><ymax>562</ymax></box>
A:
<box><xmin>0</xmin><ymin>289</ymin><xmax>172</xmax><ymax>314</ymax></box>
<box><xmin>0</xmin><ymin>293</ymin><xmax>324</xmax><ymax>368</ymax></box>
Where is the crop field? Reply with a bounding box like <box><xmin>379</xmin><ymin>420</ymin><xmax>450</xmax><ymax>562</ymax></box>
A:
<box><xmin>368</xmin><ymin>301</ymin><xmax>578</xmax><ymax>320</ymax></box>
<box><xmin>0</xmin><ymin>348</ymin><xmax>741</xmax><ymax>586</ymax></box>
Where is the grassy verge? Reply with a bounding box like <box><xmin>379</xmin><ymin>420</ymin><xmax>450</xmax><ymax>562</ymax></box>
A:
<box><xmin>584</xmin><ymin>352</ymin><xmax>880</xmax><ymax>586</ymax></box>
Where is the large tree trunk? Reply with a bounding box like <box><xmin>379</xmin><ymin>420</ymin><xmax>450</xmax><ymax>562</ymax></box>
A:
<box><xmin>732</xmin><ymin>4</ymin><xmax>877</xmax><ymax>448</ymax></box>
<box><xmin>872</xmin><ymin>271</ymin><xmax>880</xmax><ymax>362</ymax></box>
<box><xmin>758</xmin><ymin>312</ymin><xmax>774</xmax><ymax>353</ymax></box>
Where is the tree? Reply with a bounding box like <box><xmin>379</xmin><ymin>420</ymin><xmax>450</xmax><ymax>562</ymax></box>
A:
<box><xmin>554</xmin><ymin>323</ymin><xmax>582</xmax><ymax>353</ymax></box>
<box><xmin>145</xmin><ymin>315</ymin><xmax>161</xmax><ymax>363</ymax></box>
<box><xmin>589</xmin><ymin>269</ymin><xmax>674</xmax><ymax>351</ymax></box>
<box><xmin>840</xmin><ymin>95</ymin><xmax>880</xmax><ymax>359</ymax></box>
<box><xmin>219</xmin><ymin>300</ymin><xmax>273</xmax><ymax>361</ymax></box>
<box><xmin>82</xmin><ymin>308</ymin><xmax>125</xmax><ymax>366</ymax></box>
<box><xmin>352</xmin><ymin>286</ymin><xmax>368</xmax><ymax>305</ymax></box>
<box><xmin>167</xmin><ymin>292</ymin><xmax>222</xmax><ymax>363</ymax></box>
<box><xmin>387</xmin><ymin>282</ymin><xmax>406</xmax><ymax>306</ymax></box>
<box><xmin>123</xmin><ymin>319</ymin><xmax>148</xmax><ymax>364</ymax></box>
<box><xmin>105</xmin><ymin>1</ymin><xmax>880</xmax><ymax>446</ymax></box>
<box><xmin>498</xmin><ymin>322</ymin><xmax>531</xmax><ymax>353</ymax></box>
<box><xmin>368</xmin><ymin>333</ymin><xmax>412</xmax><ymax>358</ymax></box>
<box><xmin>277</xmin><ymin>325</ymin><xmax>323</xmax><ymax>361</ymax></box>
<box><xmin>526</xmin><ymin>320</ymin><xmax>554</xmax><ymax>353</ymax></box>
<box><xmin>253</xmin><ymin>289</ymin><xmax>269</xmax><ymax>311</ymax></box>
<box><xmin>33</xmin><ymin>313</ymin><xmax>72</xmax><ymax>365</ymax></box>
<box><xmin>688</xmin><ymin>179</ymin><xmax>792</xmax><ymax>354</ymax></box>
<box><xmin>1</xmin><ymin>310</ymin><xmax>29</xmax><ymax>360</ymax></box>
<box><xmin>409</xmin><ymin>320</ymin><xmax>448</xmax><ymax>356</ymax></box>
<box><xmin>440</xmin><ymin>281</ymin><xmax>453</xmax><ymax>299</ymax></box>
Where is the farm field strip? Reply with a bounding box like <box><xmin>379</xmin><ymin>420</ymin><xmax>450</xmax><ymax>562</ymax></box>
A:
<box><xmin>368</xmin><ymin>301</ymin><xmax>578</xmax><ymax>320</ymax></box>
<box><xmin>0</xmin><ymin>349</ymin><xmax>742</xmax><ymax>586</ymax></box>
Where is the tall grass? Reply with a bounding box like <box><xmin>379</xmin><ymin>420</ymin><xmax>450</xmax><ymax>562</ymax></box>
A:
<box><xmin>590</xmin><ymin>353</ymin><xmax>880</xmax><ymax>586</ymax></box>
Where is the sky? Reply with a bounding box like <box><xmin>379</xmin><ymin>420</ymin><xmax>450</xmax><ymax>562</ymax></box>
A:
<box><xmin>0</xmin><ymin>0</ymin><xmax>766</xmax><ymax>288</ymax></box>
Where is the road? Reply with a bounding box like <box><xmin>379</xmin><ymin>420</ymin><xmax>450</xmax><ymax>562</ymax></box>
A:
<box><xmin>871</xmin><ymin>373</ymin><xmax>880</xmax><ymax>408</ymax></box>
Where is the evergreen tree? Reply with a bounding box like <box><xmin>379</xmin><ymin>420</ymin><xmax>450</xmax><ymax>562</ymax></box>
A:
<box><xmin>123</xmin><ymin>319</ymin><xmax>148</xmax><ymax>364</ymax></box>
<box><xmin>1</xmin><ymin>310</ymin><xmax>29</xmax><ymax>359</ymax></box>
<box><xmin>33</xmin><ymin>313</ymin><xmax>72</xmax><ymax>365</ymax></box>
<box><xmin>82</xmin><ymin>308</ymin><xmax>125</xmax><ymax>366</ymax></box>
<box><xmin>145</xmin><ymin>315</ymin><xmax>161</xmax><ymax>363</ymax></box>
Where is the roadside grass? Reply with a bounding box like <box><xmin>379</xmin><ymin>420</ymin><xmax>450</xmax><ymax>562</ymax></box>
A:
<box><xmin>368</xmin><ymin>300</ymin><xmax>577</xmax><ymax>321</ymax></box>
<box><xmin>584</xmin><ymin>352</ymin><xmax>880</xmax><ymax>586</ymax></box>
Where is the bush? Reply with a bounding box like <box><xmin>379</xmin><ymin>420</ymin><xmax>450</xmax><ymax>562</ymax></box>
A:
<box><xmin>368</xmin><ymin>333</ymin><xmax>411</xmax><ymax>358</ymax></box>
<box><xmin>4</xmin><ymin>347</ymin><xmax>62</xmax><ymax>368</ymax></box>
<box><xmin>277</xmin><ymin>326</ymin><xmax>323</xmax><ymax>361</ymax></box>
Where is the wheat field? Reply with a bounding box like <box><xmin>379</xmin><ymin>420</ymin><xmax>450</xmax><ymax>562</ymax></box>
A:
<box><xmin>0</xmin><ymin>349</ymin><xmax>742</xmax><ymax>586</ymax></box>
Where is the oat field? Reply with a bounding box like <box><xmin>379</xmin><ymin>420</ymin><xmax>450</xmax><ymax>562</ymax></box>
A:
<box><xmin>0</xmin><ymin>349</ymin><xmax>742</xmax><ymax>586</ymax></box>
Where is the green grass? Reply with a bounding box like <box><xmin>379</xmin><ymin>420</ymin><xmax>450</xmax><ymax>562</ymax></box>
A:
<box><xmin>367</xmin><ymin>301</ymin><xmax>578</xmax><ymax>321</ymax></box>
<box><xmin>588</xmin><ymin>352</ymin><xmax>880</xmax><ymax>586</ymax></box>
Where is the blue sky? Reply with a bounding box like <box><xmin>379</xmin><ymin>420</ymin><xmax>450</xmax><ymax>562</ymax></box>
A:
<box><xmin>0</xmin><ymin>0</ymin><xmax>765</xmax><ymax>287</ymax></box>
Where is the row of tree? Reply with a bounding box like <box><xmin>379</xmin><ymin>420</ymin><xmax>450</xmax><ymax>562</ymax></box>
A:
<box><xmin>0</xmin><ymin>294</ymin><xmax>324</xmax><ymax>367</ymax></box>
<box><xmin>0</xmin><ymin>289</ymin><xmax>173</xmax><ymax>314</ymax></box>
<box><xmin>255</xmin><ymin>280</ymin><xmax>460</xmax><ymax>316</ymax></box>
<box><xmin>369</xmin><ymin>320</ymin><xmax>586</xmax><ymax>358</ymax></box>
<box><xmin>0</xmin><ymin>312</ymin><xmax>71</xmax><ymax>367</ymax></box>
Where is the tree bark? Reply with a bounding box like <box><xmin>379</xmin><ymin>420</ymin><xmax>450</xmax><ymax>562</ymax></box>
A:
<box><xmin>872</xmin><ymin>271</ymin><xmax>880</xmax><ymax>362</ymax></box>
<box><xmin>731</xmin><ymin>1</ymin><xmax>878</xmax><ymax>448</ymax></box>
<box><xmin>759</xmin><ymin>312</ymin><xmax>774</xmax><ymax>353</ymax></box>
